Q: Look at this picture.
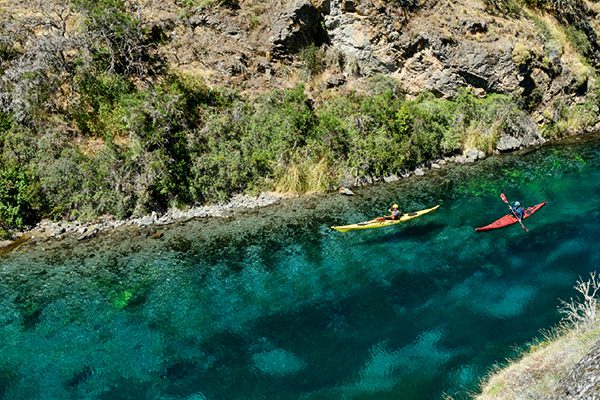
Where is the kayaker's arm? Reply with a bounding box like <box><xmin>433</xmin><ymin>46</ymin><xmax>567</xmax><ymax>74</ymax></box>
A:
<box><xmin>500</xmin><ymin>193</ymin><xmax>528</xmax><ymax>232</ymax></box>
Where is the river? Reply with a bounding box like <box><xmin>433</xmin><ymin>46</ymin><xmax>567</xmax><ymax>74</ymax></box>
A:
<box><xmin>1</xmin><ymin>135</ymin><xmax>599</xmax><ymax>399</ymax></box>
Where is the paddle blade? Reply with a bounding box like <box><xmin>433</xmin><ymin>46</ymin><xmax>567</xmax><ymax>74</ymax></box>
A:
<box><xmin>500</xmin><ymin>193</ymin><xmax>508</xmax><ymax>204</ymax></box>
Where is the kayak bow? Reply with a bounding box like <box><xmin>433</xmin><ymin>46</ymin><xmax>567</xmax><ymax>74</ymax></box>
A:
<box><xmin>475</xmin><ymin>201</ymin><xmax>546</xmax><ymax>232</ymax></box>
<box><xmin>331</xmin><ymin>205</ymin><xmax>440</xmax><ymax>233</ymax></box>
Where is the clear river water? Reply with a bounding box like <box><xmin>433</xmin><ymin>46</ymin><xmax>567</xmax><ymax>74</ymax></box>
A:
<box><xmin>1</xmin><ymin>135</ymin><xmax>600</xmax><ymax>400</ymax></box>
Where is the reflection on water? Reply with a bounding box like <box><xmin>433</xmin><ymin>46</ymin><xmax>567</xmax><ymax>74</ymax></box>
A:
<box><xmin>1</xmin><ymin>136</ymin><xmax>600</xmax><ymax>399</ymax></box>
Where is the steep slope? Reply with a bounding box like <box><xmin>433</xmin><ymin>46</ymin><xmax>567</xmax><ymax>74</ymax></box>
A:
<box><xmin>0</xmin><ymin>0</ymin><xmax>598</xmax><ymax>231</ymax></box>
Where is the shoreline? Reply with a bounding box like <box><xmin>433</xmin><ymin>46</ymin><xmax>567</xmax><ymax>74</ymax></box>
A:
<box><xmin>0</xmin><ymin>192</ymin><xmax>287</xmax><ymax>251</ymax></box>
<box><xmin>5</xmin><ymin>131</ymin><xmax>600</xmax><ymax>254</ymax></box>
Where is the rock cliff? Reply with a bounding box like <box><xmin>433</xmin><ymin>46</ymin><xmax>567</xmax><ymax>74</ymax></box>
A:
<box><xmin>125</xmin><ymin>0</ymin><xmax>598</xmax><ymax>151</ymax></box>
<box><xmin>2</xmin><ymin>0</ymin><xmax>597</xmax><ymax>144</ymax></box>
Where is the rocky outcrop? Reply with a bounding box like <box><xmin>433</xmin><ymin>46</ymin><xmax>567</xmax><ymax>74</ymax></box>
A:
<box><xmin>142</xmin><ymin>0</ymin><xmax>598</xmax><ymax>133</ymax></box>
<box><xmin>322</xmin><ymin>0</ymin><xmax>388</xmax><ymax>74</ymax></box>
<box><xmin>553</xmin><ymin>340</ymin><xmax>600</xmax><ymax>399</ymax></box>
<box><xmin>496</xmin><ymin>113</ymin><xmax>546</xmax><ymax>151</ymax></box>
<box><xmin>396</xmin><ymin>36</ymin><xmax>522</xmax><ymax>97</ymax></box>
<box><xmin>270</xmin><ymin>0</ymin><xmax>328</xmax><ymax>58</ymax></box>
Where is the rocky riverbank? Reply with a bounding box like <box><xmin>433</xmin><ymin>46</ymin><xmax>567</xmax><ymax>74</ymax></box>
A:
<box><xmin>0</xmin><ymin>192</ymin><xmax>285</xmax><ymax>251</ymax></box>
<box><xmin>0</xmin><ymin>132</ymin><xmax>553</xmax><ymax>253</ymax></box>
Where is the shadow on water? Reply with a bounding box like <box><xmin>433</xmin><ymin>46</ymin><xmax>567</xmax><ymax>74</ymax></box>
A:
<box><xmin>360</xmin><ymin>222</ymin><xmax>449</xmax><ymax>245</ymax></box>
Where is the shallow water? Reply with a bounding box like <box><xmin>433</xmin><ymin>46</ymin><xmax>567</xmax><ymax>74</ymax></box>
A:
<box><xmin>1</xmin><ymin>136</ymin><xmax>600</xmax><ymax>399</ymax></box>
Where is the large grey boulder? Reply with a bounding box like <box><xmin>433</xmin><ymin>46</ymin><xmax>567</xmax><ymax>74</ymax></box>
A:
<box><xmin>323</xmin><ymin>0</ymin><xmax>396</xmax><ymax>74</ymax></box>
<box><xmin>270</xmin><ymin>0</ymin><xmax>328</xmax><ymax>58</ymax></box>
<box><xmin>496</xmin><ymin>135</ymin><xmax>523</xmax><ymax>152</ymax></box>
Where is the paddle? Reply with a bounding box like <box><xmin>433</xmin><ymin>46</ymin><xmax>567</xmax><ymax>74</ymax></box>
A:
<box><xmin>500</xmin><ymin>193</ymin><xmax>528</xmax><ymax>232</ymax></box>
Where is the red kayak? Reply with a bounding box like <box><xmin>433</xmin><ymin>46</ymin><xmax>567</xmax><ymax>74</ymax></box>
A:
<box><xmin>476</xmin><ymin>201</ymin><xmax>547</xmax><ymax>232</ymax></box>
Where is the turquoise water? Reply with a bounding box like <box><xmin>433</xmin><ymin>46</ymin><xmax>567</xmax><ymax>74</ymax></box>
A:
<box><xmin>1</xmin><ymin>136</ymin><xmax>600</xmax><ymax>399</ymax></box>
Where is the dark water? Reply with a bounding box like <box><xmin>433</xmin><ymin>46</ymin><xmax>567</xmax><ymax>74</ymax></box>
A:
<box><xmin>1</xmin><ymin>136</ymin><xmax>600</xmax><ymax>399</ymax></box>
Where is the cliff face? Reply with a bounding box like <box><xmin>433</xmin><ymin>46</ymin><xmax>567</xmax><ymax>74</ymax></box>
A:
<box><xmin>1</xmin><ymin>0</ymin><xmax>597</xmax><ymax>137</ymax></box>
<box><xmin>116</xmin><ymin>0</ymin><xmax>598</xmax><ymax>153</ymax></box>
<box><xmin>555</xmin><ymin>339</ymin><xmax>600</xmax><ymax>399</ymax></box>
<box><xmin>152</xmin><ymin>0</ymin><xmax>597</xmax><ymax>116</ymax></box>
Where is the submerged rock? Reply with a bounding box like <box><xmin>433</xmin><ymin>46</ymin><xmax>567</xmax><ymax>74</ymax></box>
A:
<box><xmin>338</xmin><ymin>186</ymin><xmax>355</xmax><ymax>195</ymax></box>
<box><xmin>252</xmin><ymin>348</ymin><xmax>306</xmax><ymax>376</ymax></box>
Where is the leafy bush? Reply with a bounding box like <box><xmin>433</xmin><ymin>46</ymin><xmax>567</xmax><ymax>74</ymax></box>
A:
<box><xmin>512</xmin><ymin>42</ymin><xmax>532</xmax><ymax>66</ymax></box>
<box><xmin>71</xmin><ymin>0</ymin><xmax>165</xmax><ymax>78</ymax></box>
<box><xmin>299</xmin><ymin>44</ymin><xmax>325</xmax><ymax>77</ymax></box>
<box><xmin>564</xmin><ymin>25</ymin><xmax>592</xmax><ymax>56</ymax></box>
<box><xmin>482</xmin><ymin>0</ymin><xmax>522</xmax><ymax>16</ymax></box>
<box><xmin>0</xmin><ymin>164</ymin><xmax>41</xmax><ymax>228</ymax></box>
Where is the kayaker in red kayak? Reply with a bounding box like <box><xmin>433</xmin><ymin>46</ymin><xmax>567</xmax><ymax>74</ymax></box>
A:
<box><xmin>476</xmin><ymin>195</ymin><xmax>547</xmax><ymax>232</ymax></box>
<box><xmin>510</xmin><ymin>201</ymin><xmax>524</xmax><ymax>220</ymax></box>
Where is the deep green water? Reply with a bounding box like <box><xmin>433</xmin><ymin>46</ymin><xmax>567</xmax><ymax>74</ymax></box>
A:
<box><xmin>1</xmin><ymin>136</ymin><xmax>600</xmax><ymax>399</ymax></box>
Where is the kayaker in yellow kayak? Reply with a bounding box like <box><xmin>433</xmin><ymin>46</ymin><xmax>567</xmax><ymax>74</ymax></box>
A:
<box><xmin>386</xmin><ymin>204</ymin><xmax>403</xmax><ymax>220</ymax></box>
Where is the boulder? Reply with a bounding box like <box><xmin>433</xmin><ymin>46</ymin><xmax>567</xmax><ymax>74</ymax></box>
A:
<box><xmin>326</xmin><ymin>74</ymin><xmax>347</xmax><ymax>87</ymax></box>
<box><xmin>77</xmin><ymin>229</ymin><xmax>98</xmax><ymax>241</ymax></box>
<box><xmin>270</xmin><ymin>0</ymin><xmax>328</xmax><ymax>58</ymax></box>
<box><xmin>461</xmin><ymin>19</ymin><xmax>488</xmax><ymax>34</ymax></box>
<box><xmin>496</xmin><ymin>134</ymin><xmax>522</xmax><ymax>152</ymax></box>
<box><xmin>338</xmin><ymin>186</ymin><xmax>355</xmax><ymax>195</ymax></box>
<box><xmin>465</xmin><ymin>149</ymin><xmax>480</xmax><ymax>161</ymax></box>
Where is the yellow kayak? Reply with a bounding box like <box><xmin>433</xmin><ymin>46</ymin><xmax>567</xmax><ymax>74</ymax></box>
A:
<box><xmin>331</xmin><ymin>205</ymin><xmax>440</xmax><ymax>232</ymax></box>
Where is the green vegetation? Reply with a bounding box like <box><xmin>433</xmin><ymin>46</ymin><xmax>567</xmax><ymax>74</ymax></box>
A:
<box><xmin>484</xmin><ymin>0</ymin><xmax>600</xmax><ymax>64</ymax></box>
<box><xmin>0</xmin><ymin>0</ymin><xmax>597</xmax><ymax>231</ymax></box>
<box><xmin>112</xmin><ymin>289</ymin><xmax>134</xmax><ymax>309</ymax></box>
<box><xmin>299</xmin><ymin>44</ymin><xmax>325</xmax><ymax>77</ymax></box>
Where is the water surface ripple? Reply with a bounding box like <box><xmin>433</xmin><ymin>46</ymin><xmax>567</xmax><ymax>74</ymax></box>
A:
<box><xmin>1</xmin><ymin>136</ymin><xmax>600</xmax><ymax>399</ymax></box>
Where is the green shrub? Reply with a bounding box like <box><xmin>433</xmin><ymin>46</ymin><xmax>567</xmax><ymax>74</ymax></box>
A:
<box><xmin>299</xmin><ymin>44</ymin><xmax>325</xmax><ymax>77</ymax></box>
<box><xmin>0</xmin><ymin>113</ymin><xmax>12</xmax><ymax>132</ymax></box>
<box><xmin>564</xmin><ymin>25</ymin><xmax>592</xmax><ymax>56</ymax></box>
<box><xmin>72</xmin><ymin>72</ymin><xmax>134</xmax><ymax>137</ymax></box>
<box><xmin>315</xmin><ymin>94</ymin><xmax>359</xmax><ymax>157</ymax></box>
<box><xmin>0</xmin><ymin>165</ymin><xmax>41</xmax><ymax>228</ymax></box>
<box><xmin>512</xmin><ymin>42</ymin><xmax>532</xmax><ymax>66</ymax></box>
<box><xmin>482</xmin><ymin>0</ymin><xmax>522</xmax><ymax>16</ymax></box>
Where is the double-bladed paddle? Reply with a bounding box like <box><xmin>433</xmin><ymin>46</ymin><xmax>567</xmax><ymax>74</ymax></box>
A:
<box><xmin>500</xmin><ymin>193</ymin><xmax>528</xmax><ymax>232</ymax></box>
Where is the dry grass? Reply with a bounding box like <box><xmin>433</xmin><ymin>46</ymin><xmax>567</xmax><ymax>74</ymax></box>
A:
<box><xmin>462</xmin><ymin>122</ymin><xmax>500</xmax><ymax>154</ymax></box>
<box><xmin>476</xmin><ymin>273</ymin><xmax>600</xmax><ymax>400</ymax></box>
<box><xmin>273</xmin><ymin>158</ymin><xmax>336</xmax><ymax>194</ymax></box>
<box><xmin>476</xmin><ymin>322</ymin><xmax>600</xmax><ymax>400</ymax></box>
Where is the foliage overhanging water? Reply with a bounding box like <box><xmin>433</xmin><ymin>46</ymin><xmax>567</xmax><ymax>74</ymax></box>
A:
<box><xmin>1</xmin><ymin>135</ymin><xmax>600</xmax><ymax>399</ymax></box>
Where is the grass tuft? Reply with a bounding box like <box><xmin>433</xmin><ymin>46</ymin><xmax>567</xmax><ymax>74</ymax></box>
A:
<box><xmin>274</xmin><ymin>157</ymin><xmax>335</xmax><ymax>194</ymax></box>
